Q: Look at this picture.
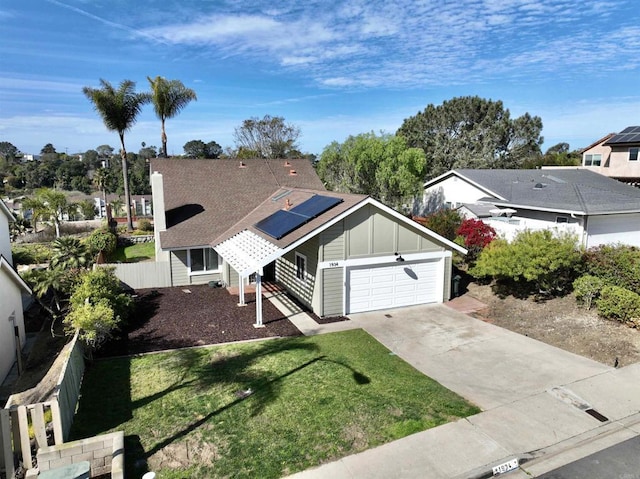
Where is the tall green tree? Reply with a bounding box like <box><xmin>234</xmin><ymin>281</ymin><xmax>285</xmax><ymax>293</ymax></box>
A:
<box><xmin>397</xmin><ymin>96</ymin><xmax>543</xmax><ymax>180</ymax></box>
<box><xmin>183</xmin><ymin>139</ymin><xmax>222</xmax><ymax>159</ymax></box>
<box><xmin>147</xmin><ymin>76</ymin><xmax>197</xmax><ymax>158</ymax></box>
<box><xmin>0</xmin><ymin>141</ymin><xmax>20</xmax><ymax>164</ymax></box>
<box><xmin>522</xmin><ymin>142</ymin><xmax>581</xmax><ymax>169</ymax></box>
<box><xmin>83</xmin><ymin>79</ymin><xmax>150</xmax><ymax>231</ymax></box>
<box><xmin>233</xmin><ymin>115</ymin><xmax>301</xmax><ymax>159</ymax></box>
<box><xmin>317</xmin><ymin>132</ymin><xmax>426</xmax><ymax>210</ymax></box>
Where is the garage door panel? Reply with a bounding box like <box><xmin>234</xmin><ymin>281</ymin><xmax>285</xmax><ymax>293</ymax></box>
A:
<box><xmin>347</xmin><ymin>260</ymin><xmax>441</xmax><ymax>314</ymax></box>
<box><xmin>372</xmin><ymin>285</ymin><xmax>395</xmax><ymax>295</ymax></box>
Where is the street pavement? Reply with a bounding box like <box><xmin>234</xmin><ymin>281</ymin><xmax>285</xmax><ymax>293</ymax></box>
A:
<box><xmin>535</xmin><ymin>435</ymin><xmax>640</xmax><ymax>478</ymax></box>
<box><xmin>264</xmin><ymin>293</ymin><xmax>640</xmax><ymax>479</ymax></box>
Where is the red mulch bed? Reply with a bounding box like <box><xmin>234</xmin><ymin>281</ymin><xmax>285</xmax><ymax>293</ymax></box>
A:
<box><xmin>96</xmin><ymin>285</ymin><xmax>303</xmax><ymax>358</ymax></box>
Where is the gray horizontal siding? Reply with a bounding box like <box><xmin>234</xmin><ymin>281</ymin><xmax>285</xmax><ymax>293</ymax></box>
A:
<box><xmin>170</xmin><ymin>250</ymin><xmax>221</xmax><ymax>286</ymax></box>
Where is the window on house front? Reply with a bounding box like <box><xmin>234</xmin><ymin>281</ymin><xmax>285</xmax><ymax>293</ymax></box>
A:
<box><xmin>556</xmin><ymin>216</ymin><xmax>569</xmax><ymax>224</ymax></box>
<box><xmin>295</xmin><ymin>252</ymin><xmax>306</xmax><ymax>282</ymax></box>
<box><xmin>188</xmin><ymin>248</ymin><xmax>220</xmax><ymax>274</ymax></box>
<box><xmin>630</xmin><ymin>148</ymin><xmax>639</xmax><ymax>161</ymax></box>
<box><xmin>584</xmin><ymin>154</ymin><xmax>601</xmax><ymax>166</ymax></box>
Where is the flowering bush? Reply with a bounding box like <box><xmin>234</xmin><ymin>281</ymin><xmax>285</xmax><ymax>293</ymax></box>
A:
<box><xmin>455</xmin><ymin>218</ymin><xmax>496</xmax><ymax>260</ymax></box>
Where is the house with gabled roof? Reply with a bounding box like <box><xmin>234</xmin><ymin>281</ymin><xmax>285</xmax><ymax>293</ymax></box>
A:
<box><xmin>580</xmin><ymin>127</ymin><xmax>640</xmax><ymax>185</ymax></box>
<box><xmin>423</xmin><ymin>168</ymin><xmax>640</xmax><ymax>248</ymax></box>
<box><xmin>150</xmin><ymin>158</ymin><xmax>465</xmax><ymax>322</ymax></box>
<box><xmin>0</xmin><ymin>199</ymin><xmax>32</xmax><ymax>384</ymax></box>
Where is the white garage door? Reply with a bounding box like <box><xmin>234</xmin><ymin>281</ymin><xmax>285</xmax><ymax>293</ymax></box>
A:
<box><xmin>347</xmin><ymin>260</ymin><xmax>440</xmax><ymax>314</ymax></box>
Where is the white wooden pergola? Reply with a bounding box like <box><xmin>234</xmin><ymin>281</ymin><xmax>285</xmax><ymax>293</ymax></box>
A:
<box><xmin>214</xmin><ymin>230</ymin><xmax>283</xmax><ymax>327</ymax></box>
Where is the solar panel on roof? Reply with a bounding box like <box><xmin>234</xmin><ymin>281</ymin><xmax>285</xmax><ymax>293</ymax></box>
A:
<box><xmin>290</xmin><ymin>195</ymin><xmax>343</xmax><ymax>218</ymax></box>
<box><xmin>254</xmin><ymin>210</ymin><xmax>308</xmax><ymax>240</ymax></box>
<box><xmin>605</xmin><ymin>130</ymin><xmax>640</xmax><ymax>145</ymax></box>
<box><xmin>254</xmin><ymin>194</ymin><xmax>344</xmax><ymax>240</ymax></box>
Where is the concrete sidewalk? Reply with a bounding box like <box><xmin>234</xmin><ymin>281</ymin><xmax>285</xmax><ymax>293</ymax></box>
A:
<box><xmin>267</xmin><ymin>298</ymin><xmax>640</xmax><ymax>479</ymax></box>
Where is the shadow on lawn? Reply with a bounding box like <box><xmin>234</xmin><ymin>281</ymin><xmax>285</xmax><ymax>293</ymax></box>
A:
<box><xmin>72</xmin><ymin>336</ymin><xmax>370</xmax><ymax>475</ymax></box>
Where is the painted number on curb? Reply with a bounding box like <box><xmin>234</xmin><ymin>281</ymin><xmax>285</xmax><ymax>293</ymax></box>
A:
<box><xmin>493</xmin><ymin>458</ymin><xmax>518</xmax><ymax>475</ymax></box>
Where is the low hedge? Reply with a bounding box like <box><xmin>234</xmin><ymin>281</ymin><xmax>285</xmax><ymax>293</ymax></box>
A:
<box><xmin>596</xmin><ymin>285</ymin><xmax>640</xmax><ymax>326</ymax></box>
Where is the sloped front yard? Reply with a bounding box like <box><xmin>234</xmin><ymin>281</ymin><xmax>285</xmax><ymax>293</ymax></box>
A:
<box><xmin>71</xmin><ymin>330</ymin><xmax>480</xmax><ymax>479</ymax></box>
<box><xmin>467</xmin><ymin>282</ymin><xmax>640</xmax><ymax>367</ymax></box>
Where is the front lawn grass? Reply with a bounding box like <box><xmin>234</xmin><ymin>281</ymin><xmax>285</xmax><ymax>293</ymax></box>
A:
<box><xmin>71</xmin><ymin>329</ymin><xmax>479</xmax><ymax>478</ymax></box>
<box><xmin>111</xmin><ymin>241</ymin><xmax>155</xmax><ymax>263</ymax></box>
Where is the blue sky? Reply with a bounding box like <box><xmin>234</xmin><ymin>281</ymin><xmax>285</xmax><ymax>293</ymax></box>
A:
<box><xmin>1</xmin><ymin>0</ymin><xmax>639</xmax><ymax>157</ymax></box>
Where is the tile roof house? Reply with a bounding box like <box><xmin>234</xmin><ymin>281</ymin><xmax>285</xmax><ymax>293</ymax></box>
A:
<box><xmin>423</xmin><ymin>168</ymin><xmax>640</xmax><ymax>248</ymax></box>
<box><xmin>580</xmin><ymin>127</ymin><xmax>640</xmax><ymax>185</ymax></box>
<box><xmin>0</xmin><ymin>199</ymin><xmax>32</xmax><ymax>384</ymax></box>
<box><xmin>151</xmin><ymin>159</ymin><xmax>465</xmax><ymax>322</ymax></box>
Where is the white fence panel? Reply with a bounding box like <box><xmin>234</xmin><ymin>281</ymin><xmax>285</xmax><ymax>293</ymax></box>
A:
<box><xmin>109</xmin><ymin>261</ymin><xmax>171</xmax><ymax>289</ymax></box>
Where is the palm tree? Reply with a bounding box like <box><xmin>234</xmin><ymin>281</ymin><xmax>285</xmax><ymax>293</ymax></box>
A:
<box><xmin>83</xmin><ymin>79</ymin><xmax>150</xmax><ymax>231</ymax></box>
<box><xmin>110</xmin><ymin>198</ymin><xmax>124</xmax><ymax>218</ymax></box>
<box><xmin>22</xmin><ymin>188</ymin><xmax>68</xmax><ymax>238</ymax></box>
<box><xmin>78</xmin><ymin>199</ymin><xmax>97</xmax><ymax>220</ymax></box>
<box><xmin>50</xmin><ymin>237</ymin><xmax>90</xmax><ymax>270</ymax></box>
<box><xmin>92</xmin><ymin>167</ymin><xmax>111</xmax><ymax>216</ymax></box>
<box><xmin>147</xmin><ymin>76</ymin><xmax>197</xmax><ymax>157</ymax></box>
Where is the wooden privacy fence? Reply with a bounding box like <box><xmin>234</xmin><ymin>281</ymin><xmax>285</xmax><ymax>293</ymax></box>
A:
<box><xmin>0</xmin><ymin>402</ymin><xmax>63</xmax><ymax>478</ymax></box>
<box><xmin>107</xmin><ymin>261</ymin><xmax>171</xmax><ymax>289</ymax></box>
<box><xmin>0</xmin><ymin>332</ymin><xmax>85</xmax><ymax>478</ymax></box>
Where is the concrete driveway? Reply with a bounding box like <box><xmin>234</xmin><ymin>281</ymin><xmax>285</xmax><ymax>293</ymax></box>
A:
<box><xmin>351</xmin><ymin>304</ymin><xmax>610</xmax><ymax>410</ymax></box>
<box><xmin>284</xmin><ymin>303</ymin><xmax>640</xmax><ymax>478</ymax></box>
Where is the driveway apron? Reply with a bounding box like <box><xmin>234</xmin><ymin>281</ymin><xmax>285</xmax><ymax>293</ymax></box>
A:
<box><xmin>286</xmin><ymin>303</ymin><xmax>640</xmax><ymax>478</ymax></box>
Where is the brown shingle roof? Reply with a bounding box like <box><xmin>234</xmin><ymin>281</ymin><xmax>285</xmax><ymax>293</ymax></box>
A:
<box><xmin>212</xmin><ymin>188</ymin><xmax>368</xmax><ymax>249</ymax></box>
<box><xmin>151</xmin><ymin>158</ymin><xmax>326</xmax><ymax>249</ymax></box>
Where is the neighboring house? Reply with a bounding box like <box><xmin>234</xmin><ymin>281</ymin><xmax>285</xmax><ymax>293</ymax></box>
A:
<box><xmin>151</xmin><ymin>159</ymin><xmax>465</xmax><ymax>320</ymax></box>
<box><xmin>0</xmin><ymin>199</ymin><xmax>32</xmax><ymax>383</ymax></box>
<box><xmin>423</xmin><ymin>168</ymin><xmax>640</xmax><ymax>248</ymax></box>
<box><xmin>580</xmin><ymin>127</ymin><xmax>640</xmax><ymax>185</ymax></box>
<box><xmin>94</xmin><ymin>194</ymin><xmax>153</xmax><ymax>220</ymax></box>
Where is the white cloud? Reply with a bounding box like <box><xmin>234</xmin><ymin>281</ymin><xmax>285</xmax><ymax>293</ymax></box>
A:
<box><xmin>0</xmin><ymin>76</ymin><xmax>83</xmax><ymax>94</ymax></box>
<box><xmin>132</xmin><ymin>0</ymin><xmax>638</xmax><ymax>90</ymax></box>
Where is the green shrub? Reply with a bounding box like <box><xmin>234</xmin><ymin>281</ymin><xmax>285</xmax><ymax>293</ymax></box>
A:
<box><xmin>64</xmin><ymin>300</ymin><xmax>118</xmax><ymax>349</ymax></box>
<box><xmin>84</xmin><ymin>228</ymin><xmax>117</xmax><ymax>257</ymax></box>
<box><xmin>11</xmin><ymin>243</ymin><xmax>53</xmax><ymax>265</ymax></box>
<box><xmin>573</xmin><ymin>274</ymin><xmax>605</xmax><ymax>309</ymax></box>
<box><xmin>596</xmin><ymin>285</ymin><xmax>640</xmax><ymax>326</ymax></box>
<box><xmin>421</xmin><ymin>208</ymin><xmax>462</xmax><ymax>241</ymax></box>
<box><xmin>69</xmin><ymin>267</ymin><xmax>132</xmax><ymax>321</ymax></box>
<box><xmin>470</xmin><ymin>230</ymin><xmax>581</xmax><ymax>295</ymax></box>
<box><xmin>136</xmin><ymin>218</ymin><xmax>153</xmax><ymax>232</ymax></box>
<box><xmin>583</xmin><ymin>245</ymin><xmax>640</xmax><ymax>294</ymax></box>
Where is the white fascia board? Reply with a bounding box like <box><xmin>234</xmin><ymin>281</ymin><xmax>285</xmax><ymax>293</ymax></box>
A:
<box><xmin>222</xmin><ymin>196</ymin><xmax>469</xmax><ymax>273</ymax></box>
<box><xmin>423</xmin><ymin>170</ymin><xmax>507</xmax><ymax>202</ymax></box>
<box><xmin>588</xmin><ymin>210</ymin><xmax>640</xmax><ymax>216</ymax></box>
<box><xmin>491</xmin><ymin>202</ymin><xmax>586</xmax><ymax>216</ymax></box>
<box><xmin>274</xmin><ymin>197</ymin><xmax>467</xmax><ymax>260</ymax></box>
<box><xmin>0</xmin><ymin>199</ymin><xmax>15</xmax><ymax>221</ymax></box>
<box><xmin>0</xmin><ymin>255</ymin><xmax>32</xmax><ymax>294</ymax></box>
<box><xmin>162</xmin><ymin>244</ymin><xmax>214</xmax><ymax>252</ymax></box>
